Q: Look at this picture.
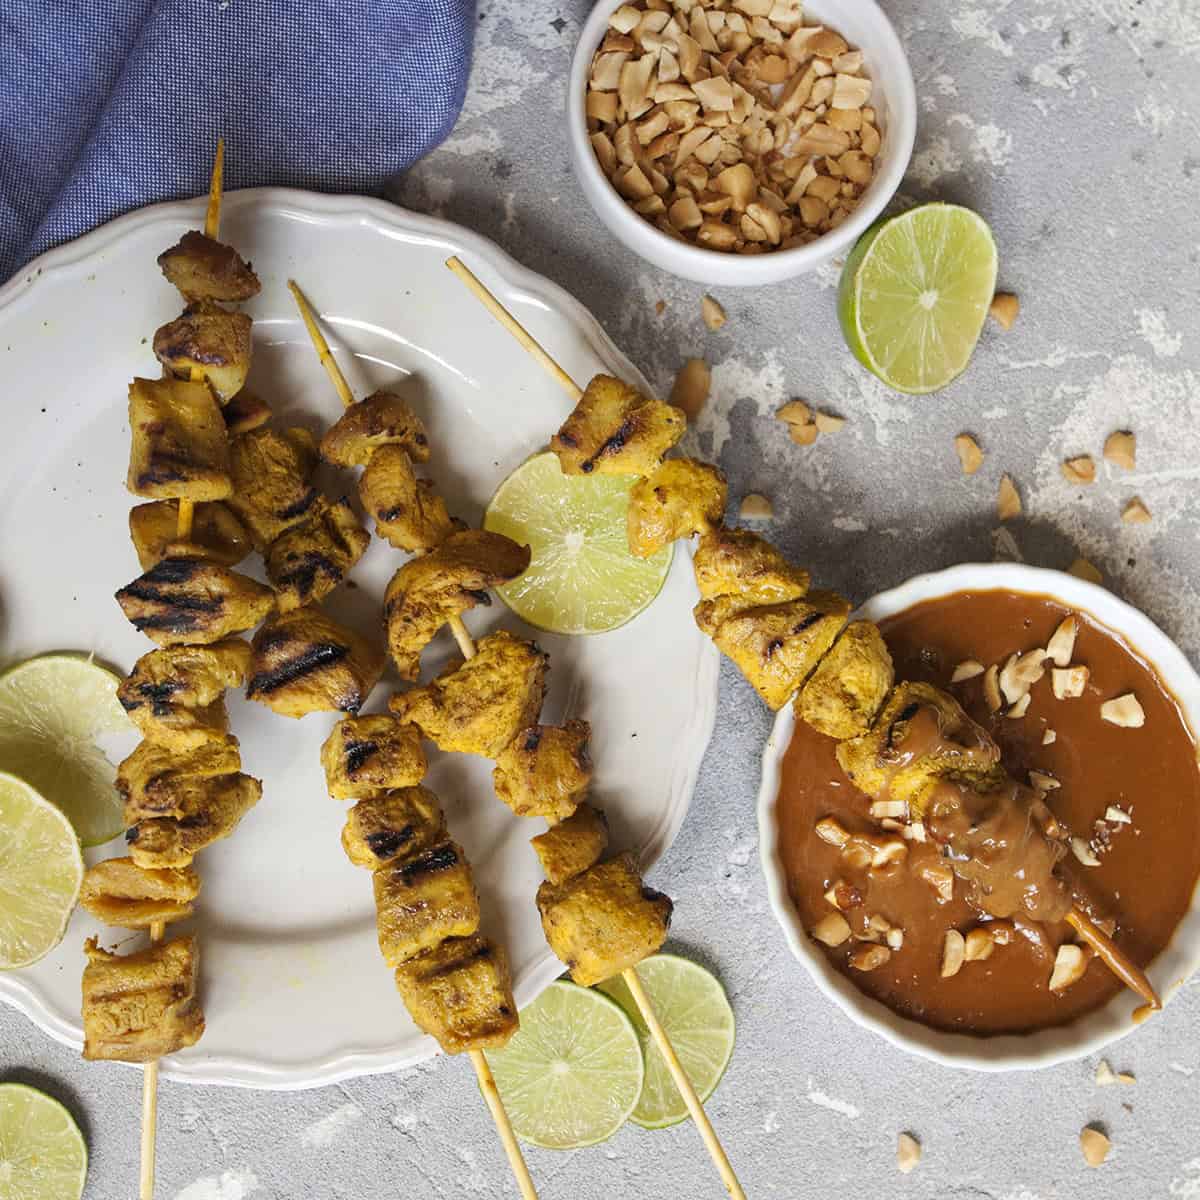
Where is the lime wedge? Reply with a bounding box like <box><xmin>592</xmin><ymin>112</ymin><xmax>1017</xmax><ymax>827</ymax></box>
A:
<box><xmin>483</xmin><ymin>451</ymin><xmax>672</xmax><ymax>635</ymax></box>
<box><xmin>487</xmin><ymin>979</ymin><xmax>644</xmax><ymax>1148</ymax></box>
<box><xmin>0</xmin><ymin>655</ymin><xmax>130</xmax><ymax>846</ymax></box>
<box><xmin>0</xmin><ymin>1084</ymin><xmax>87</xmax><ymax>1200</ymax></box>
<box><xmin>599</xmin><ymin>954</ymin><xmax>735</xmax><ymax>1129</ymax></box>
<box><xmin>838</xmin><ymin>203</ymin><xmax>999</xmax><ymax>395</ymax></box>
<box><xmin>0</xmin><ymin>773</ymin><xmax>84</xmax><ymax>970</ymax></box>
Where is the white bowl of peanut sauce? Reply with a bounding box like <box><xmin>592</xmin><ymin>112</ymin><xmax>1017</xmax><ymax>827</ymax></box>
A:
<box><xmin>757</xmin><ymin>562</ymin><xmax>1200</xmax><ymax>1070</ymax></box>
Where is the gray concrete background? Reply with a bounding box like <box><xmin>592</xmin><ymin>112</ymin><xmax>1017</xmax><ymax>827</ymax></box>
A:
<box><xmin>4</xmin><ymin>0</ymin><xmax>1200</xmax><ymax>1196</ymax></box>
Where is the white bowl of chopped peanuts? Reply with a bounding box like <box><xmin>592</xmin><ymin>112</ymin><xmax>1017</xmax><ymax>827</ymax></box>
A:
<box><xmin>568</xmin><ymin>0</ymin><xmax>916</xmax><ymax>285</ymax></box>
<box><xmin>756</xmin><ymin>561</ymin><xmax>1200</xmax><ymax>1070</ymax></box>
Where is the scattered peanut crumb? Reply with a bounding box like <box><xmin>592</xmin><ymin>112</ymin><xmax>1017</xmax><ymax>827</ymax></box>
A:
<box><xmin>1068</xmin><ymin>557</ymin><xmax>1103</xmax><ymax>584</ymax></box>
<box><xmin>1104</xmin><ymin>430</ymin><xmax>1136</xmax><ymax>471</ymax></box>
<box><xmin>700</xmin><ymin>295</ymin><xmax>726</xmax><ymax>331</ymax></box>
<box><xmin>997</xmin><ymin>475</ymin><xmax>1021</xmax><ymax>521</ymax></box>
<box><xmin>941</xmin><ymin>929</ymin><xmax>965</xmax><ymax>978</ymax></box>
<box><xmin>739</xmin><ymin>492</ymin><xmax>773</xmax><ymax>520</ymax></box>
<box><xmin>1100</xmin><ymin>693</ymin><xmax>1145</xmax><ymax>728</ymax></box>
<box><xmin>655</xmin><ymin>299</ymin><xmax>666</xmax><ymax>316</ymax></box>
<box><xmin>1094</xmin><ymin>1060</ymin><xmax>1136</xmax><ymax>1087</ymax></box>
<box><xmin>983</xmin><ymin>664</ymin><xmax>1002</xmax><ymax>712</ymax></box>
<box><xmin>950</xmin><ymin>660</ymin><xmax>984</xmax><ymax>683</ymax></box>
<box><xmin>896</xmin><ymin>1133</ymin><xmax>921</xmax><ymax>1175</ymax></box>
<box><xmin>1122</xmin><ymin>496</ymin><xmax>1151</xmax><ymax>524</ymax></box>
<box><xmin>789</xmin><ymin>422</ymin><xmax>819</xmax><ymax>446</ymax></box>
<box><xmin>1046</xmin><ymin>615</ymin><xmax>1078</xmax><ymax>667</ymax></box>
<box><xmin>811</xmin><ymin>911</ymin><xmax>851</xmax><ymax>947</ymax></box>
<box><xmin>1006</xmin><ymin>693</ymin><xmax>1031</xmax><ymax>719</ymax></box>
<box><xmin>988</xmin><ymin>292</ymin><xmax>1020</xmax><ymax>330</ymax></box>
<box><xmin>954</xmin><ymin>433</ymin><xmax>984</xmax><ymax>475</ymax></box>
<box><xmin>814</xmin><ymin>410</ymin><xmax>846</xmax><ymax>434</ymax></box>
<box><xmin>1050</xmin><ymin>942</ymin><xmax>1089</xmax><ymax>989</ymax></box>
<box><xmin>670</xmin><ymin>357</ymin><xmax>710</xmax><ymax>420</ymax></box>
<box><xmin>1061</xmin><ymin>456</ymin><xmax>1096</xmax><ymax>485</ymax></box>
<box><xmin>1043</xmin><ymin>729</ymin><xmax>1057</xmax><ymax>745</ymax></box>
<box><xmin>964</xmin><ymin>928</ymin><xmax>994</xmax><ymax>962</ymax></box>
<box><xmin>1071</xmin><ymin>836</ymin><xmax>1101</xmax><ymax>867</ymax></box>
<box><xmin>776</xmin><ymin>400</ymin><xmax>811</xmax><ymax>425</ymax></box>
<box><xmin>1079</xmin><ymin>1126</ymin><xmax>1111</xmax><ymax>1168</ymax></box>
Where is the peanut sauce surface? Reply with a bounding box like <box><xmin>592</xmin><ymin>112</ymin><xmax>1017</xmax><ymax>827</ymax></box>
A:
<box><xmin>776</xmin><ymin>589</ymin><xmax>1200</xmax><ymax>1035</ymax></box>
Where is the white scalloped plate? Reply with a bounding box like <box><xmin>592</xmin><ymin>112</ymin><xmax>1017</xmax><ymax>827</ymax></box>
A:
<box><xmin>0</xmin><ymin>191</ymin><xmax>718</xmax><ymax>1089</ymax></box>
<box><xmin>758</xmin><ymin>563</ymin><xmax>1200</xmax><ymax>1070</ymax></box>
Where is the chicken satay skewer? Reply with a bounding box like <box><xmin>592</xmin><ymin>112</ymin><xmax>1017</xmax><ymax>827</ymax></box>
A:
<box><xmin>288</xmin><ymin>279</ymin><xmax>538</xmax><ymax>1200</ymax></box>
<box><xmin>445</xmin><ymin>258</ymin><xmax>746</xmax><ymax>1200</ymax></box>
<box><xmin>445</xmin><ymin>257</ymin><xmax>1159</xmax><ymax>1021</ymax></box>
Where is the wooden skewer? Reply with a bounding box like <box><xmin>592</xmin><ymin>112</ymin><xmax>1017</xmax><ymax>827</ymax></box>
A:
<box><xmin>288</xmin><ymin>279</ymin><xmax>540</xmax><ymax>1200</ymax></box>
<box><xmin>447</xmin><ymin>253</ymin><xmax>748</xmax><ymax>1199</ymax></box>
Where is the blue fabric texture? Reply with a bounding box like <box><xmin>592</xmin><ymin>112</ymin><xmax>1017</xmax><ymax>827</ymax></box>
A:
<box><xmin>0</xmin><ymin>0</ymin><xmax>474</xmax><ymax>283</ymax></box>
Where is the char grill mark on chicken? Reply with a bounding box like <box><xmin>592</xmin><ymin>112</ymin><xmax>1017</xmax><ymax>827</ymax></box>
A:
<box><xmin>493</xmin><ymin>719</ymin><xmax>592</xmax><ymax>822</ymax></box>
<box><xmin>341</xmin><ymin>786</ymin><xmax>447</xmax><ymax>869</ymax></box>
<box><xmin>265</xmin><ymin>495</ymin><xmax>370</xmax><ymax>612</ymax></box>
<box><xmin>117</xmin><ymin>733</ymin><xmax>243</xmax><ymax>822</ymax></box>
<box><xmin>320</xmin><ymin>389</ymin><xmax>431</xmax><ymax>468</ymax></box>
<box><xmin>224</xmin><ymin>427</ymin><xmax>321</xmax><ymax>551</ymax></box>
<box><xmin>154</xmin><ymin>302</ymin><xmax>253</xmax><ymax>403</ymax></box>
<box><xmin>157</xmin><ymin>230</ymin><xmax>260</xmax><ymax>304</ymax></box>
<box><xmin>320</xmin><ymin>714</ymin><xmax>427</xmax><ymax>800</ymax></box>
<box><xmin>359</xmin><ymin>444</ymin><xmax>463</xmax><ymax>553</ymax></box>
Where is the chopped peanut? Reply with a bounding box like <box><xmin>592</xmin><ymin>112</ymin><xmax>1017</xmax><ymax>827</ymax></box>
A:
<box><xmin>954</xmin><ymin>433</ymin><xmax>984</xmax><ymax>475</ymax></box>
<box><xmin>1103</xmin><ymin>431</ymin><xmax>1136</xmax><ymax>470</ymax></box>
<box><xmin>1079</xmin><ymin>1127</ymin><xmax>1111</xmax><ymax>1168</ymax></box>
<box><xmin>988</xmin><ymin>292</ymin><xmax>1020</xmax><ymax>330</ymax></box>
<box><xmin>1121</xmin><ymin>496</ymin><xmax>1151</xmax><ymax>524</ymax></box>
<box><xmin>1061</xmin><ymin>456</ymin><xmax>1096</xmax><ymax>485</ymax></box>
<box><xmin>701</xmin><ymin>295</ymin><xmax>727</xmax><ymax>330</ymax></box>
<box><xmin>896</xmin><ymin>1133</ymin><xmax>921</xmax><ymax>1175</ymax></box>
<box><xmin>670</xmin><ymin>357</ymin><xmax>710</xmax><ymax>420</ymax></box>
<box><xmin>739</xmin><ymin>493</ymin><xmax>773</xmax><ymax>520</ymax></box>
<box><xmin>997</xmin><ymin>474</ymin><xmax>1022</xmax><ymax>521</ymax></box>
<box><xmin>941</xmin><ymin>930</ymin><xmax>965</xmax><ymax>978</ymax></box>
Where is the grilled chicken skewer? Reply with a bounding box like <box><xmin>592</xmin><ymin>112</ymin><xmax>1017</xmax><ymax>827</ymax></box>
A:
<box><xmin>287</xmin><ymin>282</ymin><xmax>539</xmax><ymax>1200</ymax></box>
<box><xmin>448</xmin><ymin>258</ymin><xmax>1160</xmax><ymax>1016</ymax></box>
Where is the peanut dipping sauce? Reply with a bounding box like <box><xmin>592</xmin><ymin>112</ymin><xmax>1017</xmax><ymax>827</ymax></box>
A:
<box><xmin>776</xmin><ymin>589</ymin><xmax>1200</xmax><ymax>1035</ymax></box>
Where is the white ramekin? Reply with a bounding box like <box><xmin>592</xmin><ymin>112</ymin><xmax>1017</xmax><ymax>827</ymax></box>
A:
<box><xmin>757</xmin><ymin>562</ymin><xmax>1200</xmax><ymax>1071</ymax></box>
<box><xmin>567</xmin><ymin>0</ymin><xmax>917</xmax><ymax>286</ymax></box>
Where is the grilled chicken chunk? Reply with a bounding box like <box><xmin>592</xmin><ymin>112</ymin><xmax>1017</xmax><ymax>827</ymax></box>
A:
<box><xmin>118</xmin><ymin>639</ymin><xmax>252</xmax><ymax>749</ymax></box>
<box><xmin>125</xmin><ymin>771</ymin><xmax>262</xmax><ymax>869</ymax></box>
<box><xmin>394</xmin><ymin>935</ymin><xmax>518</xmax><ymax>1055</ymax></box>
<box><xmin>82</xmin><ymin>935</ymin><xmax>205</xmax><ymax>1061</ymax></box>
<box><xmin>222</xmin><ymin>390</ymin><xmax>272</xmax><ymax>435</ymax></box>
<box><xmin>693</xmin><ymin>528</ymin><xmax>810</xmax><ymax>605</ymax></box>
<box><xmin>531</xmin><ymin>804</ymin><xmax>609</xmax><ymax>885</ymax></box>
<box><xmin>836</xmin><ymin>682</ymin><xmax>1001</xmax><ymax>807</ymax></box>
<box><xmin>127</xmin><ymin>376</ymin><xmax>231</xmax><ymax>501</ymax></box>
<box><xmin>359</xmin><ymin>445</ymin><xmax>461</xmax><ymax>553</ymax></box>
<box><xmin>373</xmin><ymin>842</ymin><xmax>481</xmax><ymax>966</ymax></box>
<box><xmin>247</xmin><ymin>605</ymin><xmax>384</xmax><ymax>718</ymax></box>
<box><xmin>627</xmin><ymin>458</ymin><xmax>728</xmax><ymax>558</ymax></box>
<box><xmin>153</xmin><ymin>302</ymin><xmax>252</xmax><ymax>403</ymax></box>
<box><xmin>390</xmin><ymin>630</ymin><xmax>548</xmax><ymax>757</ymax></box>
<box><xmin>342</xmin><ymin>787</ymin><xmax>446</xmax><ymax>870</ymax></box>
<box><xmin>551</xmin><ymin>374</ymin><xmax>685</xmax><ymax>476</ymax></box>
<box><xmin>225</xmin><ymin>427</ymin><xmax>320</xmax><ymax>551</ymax></box>
<box><xmin>796</xmin><ymin>620</ymin><xmax>894</xmax><ymax>740</ymax></box>
<box><xmin>320</xmin><ymin>714</ymin><xmax>427</xmax><ymax>800</ymax></box>
<box><xmin>79</xmin><ymin>858</ymin><xmax>200</xmax><ymax>929</ymax></box>
<box><xmin>493</xmin><ymin>720</ymin><xmax>592</xmax><ymax>821</ymax></box>
<box><xmin>320</xmin><ymin>389</ymin><xmax>431</xmax><ymax>467</ymax></box>
<box><xmin>696</xmin><ymin>588</ymin><xmax>850</xmax><ymax>710</ymax></box>
<box><xmin>157</xmin><ymin>230</ymin><xmax>260</xmax><ymax>303</ymax></box>
<box><xmin>537</xmin><ymin>853</ymin><xmax>673</xmax><ymax>987</ymax></box>
<box><xmin>115</xmin><ymin>557</ymin><xmax>275</xmax><ymax>646</ymax></box>
<box><xmin>129</xmin><ymin>501</ymin><xmax>251</xmax><ymax>570</ymax></box>
<box><xmin>117</xmin><ymin>733</ymin><xmax>242</xmax><ymax>823</ymax></box>
<box><xmin>384</xmin><ymin>530</ymin><xmax>531</xmax><ymax>680</ymax></box>
<box><xmin>265</xmin><ymin>495</ymin><xmax>370</xmax><ymax>612</ymax></box>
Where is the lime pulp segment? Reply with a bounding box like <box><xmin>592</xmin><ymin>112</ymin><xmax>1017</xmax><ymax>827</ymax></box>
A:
<box><xmin>599</xmin><ymin>954</ymin><xmax>736</xmax><ymax>1129</ymax></box>
<box><xmin>0</xmin><ymin>1083</ymin><xmax>87</xmax><ymax>1200</ymax></box>
<box><xmin>838</xmin><ymin>203</ymin><xmax>999</xmax><ymax>395</ymax></box>
<box><xmin>483</xmin><ymin>451</ymin><xmax>672</xmax><ymax>635</ymax></box>
<box><xmin>486</xmin><ymin>980</ymin><xmax>645</xmax><ymax>1148</ymax></box>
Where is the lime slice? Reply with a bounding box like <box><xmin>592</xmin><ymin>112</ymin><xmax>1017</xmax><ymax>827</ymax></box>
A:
<box><xmin>483</xmin><ymin>451</ymin><xmax>672</xmax><ymax>635</ymax></box>
<box><xmin>838</xmin><ymin>203</ymin><xmax>999</xmax><ymax>395</ymax></box>
<box><xmin>487</xmin><ymin>979</ymin><xmax>644</xmax><ymax>1148</ymax></box>
<box><xmin>0</xmin><ymin>655</ymin><xmax>130</xmax><ymax>846</ymax></box>
<box><xmin>0</xmin><ymin>773</ymin><xmax>84</xmax><ymax>969</ymax></box>
<box><xmin>599</xmin><ymin>954</ymin><xmax>735</xmax><ymax>1129</ymax></box>
<box><xmin>0</xmin><ymin>1084</ymin><xmax>87</xmax><ymax>1200</ymax></box>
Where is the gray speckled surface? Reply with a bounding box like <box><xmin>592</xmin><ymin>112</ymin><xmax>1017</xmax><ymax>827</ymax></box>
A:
<box><xmin>5</xmin><ymin>1</ymin><xmax>1200</xmax><ymax>1197</ymax></box>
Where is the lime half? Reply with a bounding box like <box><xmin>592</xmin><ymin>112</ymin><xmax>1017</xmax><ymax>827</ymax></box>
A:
<box><xmin>599</xmin><ymin>954</ymin><xmax>735</xmax><ymax>1129</ymax></box>
<box><xmin>838</xmin><ymin>203</ymin><xmax>999</xmax><ymax>395</ymax></box>
<box><xmin>0</xmin><ymin>773</ymin><xmax>84</xmax><ymax>969</ymax></box>
<box><xmin>0</xmin><ymin>655</ymin><xmax>130</xmax><ymax>846</ymax></box>
<box><xmin>487</xmin><ymin>980</ymin><xmax>644</xmax><ymax>1148</ymax></box>
<box><xmin>483</xmin><ymin>451</ymin><xmax>672</xmax><ymax>635</ymax></box>
<box><xmin>0</xmin><ymin>1084</ymin><xmax>87</xmax><ymax>1200</ymax></box>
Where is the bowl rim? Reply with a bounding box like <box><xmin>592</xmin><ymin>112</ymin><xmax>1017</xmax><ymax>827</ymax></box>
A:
<box><xmin>757</xmin><ymin>561</ymin><xmax>1200</xmax><ymax>1071</ymax></box>
<box><xmin>566</xmin><ymin>0</ymin><xmax>918</xmax><ymax>283</ymax></box>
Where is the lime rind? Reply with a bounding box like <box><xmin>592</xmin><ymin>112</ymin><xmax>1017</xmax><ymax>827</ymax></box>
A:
<box><xmin>0</xmin><ymin>654</ymin><xmax>130</xmax><ymax>846</ymax></box>
<box><xmin>839</xmin><ymin>203</ymin><xmax>999</xmax><ymax>396</ymax></box>
<box><xmin>599</xmin><ymin>954</ymin><xmax>736</xmax><ymax>1130</ymax></box>
<box><xmin>483</xmin><ymin>451</ymin><xmax>672</xmax><ymax>636</ymax></box>
<box><xmin>487</xmin><ymin>979</ymin><xmax>645</xmax><ymax>1149</ymax></box>
<box><xmin>0</xmin><ymin>1083</ymin><xmax>88</xmax><ymax>1200</ymax></box>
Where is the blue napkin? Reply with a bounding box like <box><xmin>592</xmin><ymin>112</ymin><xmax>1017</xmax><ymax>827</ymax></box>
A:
<box><xmin>0</xmin><ymin>0</ymin><xmax>474</xmax><ymax>283</ymax></box>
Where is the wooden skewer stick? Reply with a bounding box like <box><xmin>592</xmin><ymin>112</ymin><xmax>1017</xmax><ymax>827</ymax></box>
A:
<box><xmin>446</xmin><ymin>252</ymin><xmax>748</xmax><ymax>1200</ymax></box>
<box><xmin>177</xmin><ymin>138</ymin><xmax>226</xmax><ymax>543</ymax></box>
<box><xmin>288</xmin><ymin>278</ymin><xmax>540</xmax><ymax>1200</ymax></box>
